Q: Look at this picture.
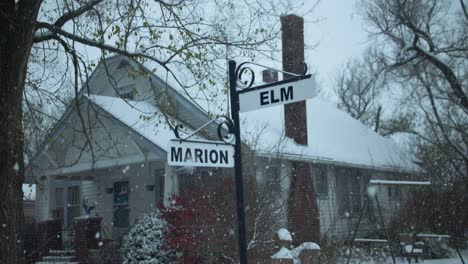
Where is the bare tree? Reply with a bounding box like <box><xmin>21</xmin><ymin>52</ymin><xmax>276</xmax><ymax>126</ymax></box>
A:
<box><xmin>334</xmin><ymin>48</ymin><xmax>415</xmax><ymax>136</ymax></box>
<box><xmin>241</xmin><ymin>125</ymin><xmax>291</xmax><ymax>258</ymax></box>
<box><xmin>356</xmin><ymin>0</ymin><xmax>467</xmax><ymax>180</ymax></box>
<box><xmin>0</xmin><ymin>0</ymin><xmax>312</xmax><ymax>262</ymax></box>
<box><xmin>334</xmin><ymin>48</ymin><xmax>386</xmax><ymax>132</ymax></box>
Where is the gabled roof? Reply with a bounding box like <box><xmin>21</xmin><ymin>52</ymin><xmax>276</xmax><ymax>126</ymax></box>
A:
<box><xmin>242</xmin><ymin>98</ymin><xmax>419</xmax><ymax>173</ymax></box>
<box><xmin>86</xmin><ymin>95</ymin><xmax>192</xmax><ymax>150</ymax></box>
<box><xmin>27</xmin><ymin>55</ymin><xmax>213</xmax><ymax>176</ymax></box>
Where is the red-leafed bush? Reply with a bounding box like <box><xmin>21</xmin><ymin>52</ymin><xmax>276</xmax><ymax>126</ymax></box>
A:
<box><xmin>161</xmin><ymin>176</ymin><xmax>240</xmax><ymax>263</ymax></box>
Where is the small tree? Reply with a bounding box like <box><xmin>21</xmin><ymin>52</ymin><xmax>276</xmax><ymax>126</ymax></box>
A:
<box><xmin>121</xmin><ymin>211</ymin><xmax>170</xmax><ymax>264</ymax></box>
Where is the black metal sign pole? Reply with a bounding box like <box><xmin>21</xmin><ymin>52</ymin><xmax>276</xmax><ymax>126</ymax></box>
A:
<box><xmin>228</xmin><ymin>60</ymin><xmax>248</xmax><ymax>264</ymax></box>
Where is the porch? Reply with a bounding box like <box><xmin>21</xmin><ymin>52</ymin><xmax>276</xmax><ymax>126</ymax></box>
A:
<box><xmin>34</xmin><ymin>157</ymin><xmax>171</xmax><ymax>242</ymax></box>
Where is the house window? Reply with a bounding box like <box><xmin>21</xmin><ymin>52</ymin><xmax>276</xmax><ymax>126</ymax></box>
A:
<box><xmin>67</xmin><ymin>186</ymin><xmax>80</xmax><ymax>223</ymax></box>
<box><xmin>121</xmin><ymin>90</ymin><xmax>136</xmax><ymax>100</ymax></box>
<box><xmin>114</xmin><ymin>181</ymin><xmax>129</xmax><ymax>228</ymax></box>
<box><xmin>388</xmin><ymin>186</ymin><xmax>400</xmax><ymax>201</ymax></box>
<box><xmin>118</xmin><ymin>84</ymin><xmax>137</xmax><ymax>100</ymax></box>
<box><xmin>336</xmin><ymin>168</ymin><xmax>363</xmax><ymax>217</ymax></box>
<box><xmin>311</xmin><ymin>164</ymin><xmax>328</xmax><ymax>199</ymax></box>
<box><xmin>265</xmin><ymin>165</ymin><xmax>281</xmax><ymax>193</ymax></box>
<box><xmin>178</xmin><ymin>169</ymin><xmax>196</xmax><ymax>190</ymax></box>
<box><xmin>67</xmin><ymin>186</ymin><xmax>80</xmax><ymax>206</ymax></box>
<box><xmin>155</xmin><ymin>169</ymin><xmax>165</xmax><ymax>205</ymax></box>
<box><xmin>178</xmin><ymin>168</ymin><xmax>218</xmax><ymax>190</ymax></box>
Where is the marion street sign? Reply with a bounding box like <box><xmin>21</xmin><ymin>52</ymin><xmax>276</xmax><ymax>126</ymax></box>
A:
<box><xmin>238</xmin><ymin>75</ymin><xmax>316</xmax><ymax>112</ymax></box>
<box><xmin>168</xmin><ymin>139</ymin><xmax>235</xmax><ymax>168</ymax></box>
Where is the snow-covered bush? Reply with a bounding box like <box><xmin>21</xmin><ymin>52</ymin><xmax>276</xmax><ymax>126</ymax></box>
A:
<box><xmin>337</xmin><ymin>244</ymin><xmax>391</xmax><ymax>264</ymax></box>
<box><xmin>425</xmin><ymin>239</ymin><xmax>452</xmax><ymax>259</ymax></box>
<box><xmin>122</xmin><ymin>211</ymin><xmax>170</xmax><ymax>264</ymax></box>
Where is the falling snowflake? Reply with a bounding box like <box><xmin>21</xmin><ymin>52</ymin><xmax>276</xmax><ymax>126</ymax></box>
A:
<box><xmin>13</xmin><ymin>162</ymin><xmax>19</xmax><ymax>172</ymax></box>
<box><xmin>367</xmin><ymin>186</ymin><xmax>377</xmax><ymax>197</ymax></box>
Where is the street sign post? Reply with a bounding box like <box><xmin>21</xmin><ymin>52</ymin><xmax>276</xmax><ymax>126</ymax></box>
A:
<box><xmin>238</xmin><ymin>74</ymin><xmax>315</xmax><ymax>112</ymax></box>
<box><xmin>168</xmin><ymin>60</ymin><xmax>312</xmax><ymax>264</ymax></box>
<box><xmin>228</xmin><ymin>60</ymin><xmax>314</xmax><ymax>264</ymax></box>
<box><xmin>168</xmin><ymin>139</ymin><xmax>234</xmax><ymax>168</ymax></box>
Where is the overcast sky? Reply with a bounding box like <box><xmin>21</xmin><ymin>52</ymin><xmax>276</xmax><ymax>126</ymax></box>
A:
<box><xmin>304</xmin><ymin>0</ymin><xmax>368</xmax><ymax>100</ymax></box>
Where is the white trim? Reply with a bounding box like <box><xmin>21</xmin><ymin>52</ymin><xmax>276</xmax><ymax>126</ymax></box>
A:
<box><xmin>39</xmin><ymin>153</ymin><xmax>160</xmax><ymax>177</ymax></box>
<box><xmin>257</xmin><ymin>151</ymin><xmax>419</xmax><ymax>174</ymax></box>
<box><xmin>369</xmin><ymin>180</ymin><xmax>431</xmax><ymax>186</ymax></box>
<box><xmin>354</xmin><ymin>238</ymin><xmax>388</xmax><ymax>243</ymax></box>
<box><xmin>416</xmin><ymin>234</ymin><xmax>450</xmax><ymax>238</ymax></box>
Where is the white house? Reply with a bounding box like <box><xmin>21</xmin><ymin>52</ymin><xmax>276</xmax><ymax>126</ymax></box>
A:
<box><xmin>27</xmin><ymin>55</ymin><xmax>419</xmax><ymax>244</ymax></box>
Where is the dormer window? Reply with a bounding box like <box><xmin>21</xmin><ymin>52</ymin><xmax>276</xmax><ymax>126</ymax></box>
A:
<box><xmin>121</xmin><ymin>90</ymin><xmax>136</xmax><ymax>100</ymax></box>
<box><xmin>118</xmin><ymin>84</ymin><xmax>137</xmax><ymax>100</ymax></box>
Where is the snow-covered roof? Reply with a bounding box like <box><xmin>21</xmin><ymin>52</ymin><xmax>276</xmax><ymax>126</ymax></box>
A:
<box><xmin>79</xmin><ymin>56</ymin><xmax>417</xmax><ymax>173</ymax></box>
<box><xmin>241</xmin><ymin>98</ymin><xmax>418</xmax><ymax>172</ymax></box>
<box><xmin>87</xmin><ymin>94</ymin><xmax>417</xmax><ymax>172</ymax></box>
<box><xmin>86</xmin><ymin>95</ymin><xmax>189</xmax><ymax>150</ymax></box>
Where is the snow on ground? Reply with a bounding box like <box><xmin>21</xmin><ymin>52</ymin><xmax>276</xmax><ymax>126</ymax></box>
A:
<box><xmin>345</xmin><ymin>250</ymin><xmax>468</xmax><ymax>264</ymax></box>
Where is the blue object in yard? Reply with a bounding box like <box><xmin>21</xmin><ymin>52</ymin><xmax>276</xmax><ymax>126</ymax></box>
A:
<box><xmin>82</xmin><ymin>196</ymin><xmax>95</xmax><ymax>216</ymax></box>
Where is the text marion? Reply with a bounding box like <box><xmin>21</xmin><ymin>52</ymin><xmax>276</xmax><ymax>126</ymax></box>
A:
<box><xmin>168</xmin><ymin>140</ymin><xmax>235</xmax><ymax>168</ymax></box>
<box><xmin>171</xmin><ymin>147</ymin><xmax>229</xmax><ymax>164</ymax></box>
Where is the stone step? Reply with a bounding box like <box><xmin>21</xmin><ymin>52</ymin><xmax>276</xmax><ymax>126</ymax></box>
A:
<box><xmin>48</xmin><ymin>249</ymin><xmax>75</xmax><ymax>255</ymax></box>
<box><xmin>34</xmin><ymin>261</ymin><xmax>80</xmax><ymax>264</ymax></box>
<box><xmin>42</xmin><ymin>255</ymin><xmax>77</xmax><ymax>262</ymax></box>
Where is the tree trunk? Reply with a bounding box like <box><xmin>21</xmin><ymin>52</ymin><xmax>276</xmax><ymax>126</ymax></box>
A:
<box><xmin>0</xmin><ymin>1</ymin><xmax>41</xmax><ymax>263</ymax></box>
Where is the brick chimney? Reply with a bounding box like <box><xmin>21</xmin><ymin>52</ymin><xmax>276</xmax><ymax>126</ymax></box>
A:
<box><xmin>281</xmin><ymin>14</ymin><xmax>320</xmax><ymax>244</ymax></box>
<box><xmin>282</xmin><ymin>15</ymin><xmax>307</xmax><ymax>145</ymax></box>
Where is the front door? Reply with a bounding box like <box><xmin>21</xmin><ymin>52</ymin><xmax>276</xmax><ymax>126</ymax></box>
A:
<box><xmin>52</xmin><ymin>182</ymin><xmax>80</xmax><ymax>226</ymax></box>
<box><xmin>66</xmin><ymin>186</ymin><xmax>80</xmax><ymax>224</ymax></box>
<box><xmin>113</xmin><ymin>181</ymin><xmax>129</xmax><ymax>228</ymax></box>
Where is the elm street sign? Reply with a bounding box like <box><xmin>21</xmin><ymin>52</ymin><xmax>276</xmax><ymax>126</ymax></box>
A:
<box><xmin>168</xmin><ymin>139</ymin><xmax>234</xmax><ymax>168</ymax></box>
<box><xmin>238</xmin><ymin>74</ymin><xmax>315</xmax><ymax>112</ymax></box>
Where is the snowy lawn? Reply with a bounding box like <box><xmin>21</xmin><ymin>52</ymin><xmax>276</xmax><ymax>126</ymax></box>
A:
<box><xmin>342</xmin><ymin>250</ymin><xmax>468</xmax><ymax>264</ymax></box>
<box><xmin>394</xmin><ymin>250</ymin><xmax>468</xmax><ymax>264</ymax></box>
<box><xmin>397</xmin><ymin>250</ymin><xmax>468</xmax><ymax>264</ymax></box>
<box><xmin>392</xmin><ymin>250</ymin><xmax>466</xmax><ymax>264</ymax></box>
